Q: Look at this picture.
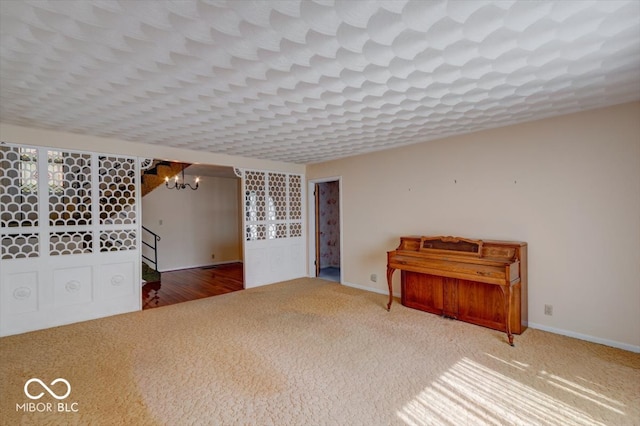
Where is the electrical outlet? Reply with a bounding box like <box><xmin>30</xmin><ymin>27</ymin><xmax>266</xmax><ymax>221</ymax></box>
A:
<box><xmin>211</xmin><ymin>254</ymin><xmax>215</xmax><ymax>259</ymax></box>
<box><xmin>370</xmin><ymin>273</ymin><xmax>377</xmax><ymax>282</ymax></box>
<box><xmin>544</xmin><ymin>304</ymin><xmax>553</xmax><ymax>316</ymax></box>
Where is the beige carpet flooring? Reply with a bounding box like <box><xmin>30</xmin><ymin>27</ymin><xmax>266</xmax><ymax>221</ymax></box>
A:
<box><xmin>1</xmin><ymin>278</ymin><xmax>639</xmax><ymax>425</ymax></box>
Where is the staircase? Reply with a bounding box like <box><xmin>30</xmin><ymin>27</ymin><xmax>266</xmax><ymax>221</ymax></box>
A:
<box><xmin>141</xmin><ymin>225</ymin><xmax>161</xmax><ymax>284</ymax></box>
<box><xmin>141</xmin><ymin>160</ymin><xmax>190</xmax><ymax>197</ymax></box>
<box><xmin>139</xmin><ymin>160</ymin><xmax>192</xmax><ymax>284</ymax></box>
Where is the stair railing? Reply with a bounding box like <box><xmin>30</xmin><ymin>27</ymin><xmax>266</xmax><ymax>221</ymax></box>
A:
<box><xmin>142</xmin><ymin>225</ymin><xmax>161</xmax><ymax>271</ymax></box>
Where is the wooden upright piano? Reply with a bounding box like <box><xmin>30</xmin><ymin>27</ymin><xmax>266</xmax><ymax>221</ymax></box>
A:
<box><xmin>387</xmin><ymin>236</ymin><xmax>527</xmax><ymax>345</ymax></box>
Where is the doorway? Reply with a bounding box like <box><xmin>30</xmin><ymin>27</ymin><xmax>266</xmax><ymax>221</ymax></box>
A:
<box><xmin>308</xmin><ymin>178</ymin><xmax>342</xmax><ymax>283</ymax></box>
<box><xmin>140</xmin><ymin>161</ymin><xmax>245</xmax><ymax>308</ymax></box>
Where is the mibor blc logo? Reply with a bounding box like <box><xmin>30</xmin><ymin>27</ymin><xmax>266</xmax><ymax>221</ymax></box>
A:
<box><xmin>25</xmin><ymin>378</ymin><xmax>71</xmax><ymax>400</ymax></box>
<box><xmin>16</xmin><ymin>378</ymin><xmax>79</xmax><ymax>413</ymax></box>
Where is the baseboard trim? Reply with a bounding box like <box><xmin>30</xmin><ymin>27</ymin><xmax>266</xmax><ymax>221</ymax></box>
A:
<box><xmin>340</xmin><ymin>280</ymin><xmax>639</xmax><ymax>353</ymax></box>
<box><xmin>528</xmin><ymin>322</ymin><xmax>640</xmax><ymax>353</ymax></box>
<box><xmin>159</xmin><ymin>260</ymin><xmax>243</xmax><ymax>273</ymax></box>
<box><xmin>341</xmin><ymin>280</ymin><xmax>400</xmax><ymax>299</ymax></box>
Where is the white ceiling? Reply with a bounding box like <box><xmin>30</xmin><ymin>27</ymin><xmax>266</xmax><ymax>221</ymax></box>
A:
<box><xmin>1</xmin><ymin>1</ymin><xmax>639</xmax><ymax>164</ymax></box>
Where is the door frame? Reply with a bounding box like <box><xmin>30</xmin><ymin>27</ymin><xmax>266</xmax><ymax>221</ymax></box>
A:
<box><xmin>307</xmin><ymin>176</ymin><xmax>343</xmax><ymax>282</ymax></box>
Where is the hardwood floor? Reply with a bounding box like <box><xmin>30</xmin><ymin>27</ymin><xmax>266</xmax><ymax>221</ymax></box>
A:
<box><xmin>142</xmin><ymin>263</ymin><xmax>244</xmax><ymax>310</ymax></box>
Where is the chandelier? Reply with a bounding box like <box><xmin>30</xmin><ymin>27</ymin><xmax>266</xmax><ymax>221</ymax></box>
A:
<box><xmin>165</xmin><ymin>164</ymin><xmax>199</xmax><ymax>191</ymax></box>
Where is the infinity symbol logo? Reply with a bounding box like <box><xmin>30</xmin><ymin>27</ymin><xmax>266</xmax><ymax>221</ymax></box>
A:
<box><xmin>24</xmin><ymin>378</ymin><xmax>71</xmax><ymax>400</ymax></box>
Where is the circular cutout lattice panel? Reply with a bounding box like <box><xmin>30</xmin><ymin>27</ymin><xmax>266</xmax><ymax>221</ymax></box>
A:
<box><xmin>268</xmin><ymin>223</ymin><xmax>288</xmax><ymax>239</ymax></box>
<box><xmin>290</xmin><ymin>222</ymin><xmax>302</xmax><ymax>238</ymax></box>
<box><xmin>49</xmin><ymin>151</ymin><xmax>92</xmax><ymax>226</ymax></box>
<box><xmin>268</xmin><ymin>173</ymin><xmax>287</xmax><ymax>221</ymax></box>
<box><xmin>99</xmin><ymin>156</ymin><xmax>136</xmax><ymax>225</ymax></box>
<box><xmin>49</xmin><ymin>231</ymin><xmax>92</xmax><ymax>256</ymax></box>
<box><xmin>0</xmin><ymin>146</ymin><xmax>39</xmax><ymax>228</ymax></box>
<box><xmin>99</xmin><ymin>230</ymin><xmax>137</xmax><ymax>252</ymax></box>
<box><xmin>288</xmin><ymin>175</ymin><xmax>302</xmax><ymax>221</ymax></box>
<box><xmin>1</xmin><ymin>233</ymin><xmax>39</xmax><ymax>259</ymax></box>
<box><xmin>245</xmin><ymin>171</ymin><xmax>266</xmax><ymax>222</ymax></box>
<box><xmin>246</xmin><ymin>224</ymin><xmax>266</xmax><ymax>241</ymax></box>
<box><xmin>139</xmin><ymin>158</ymin><xmax>153</xmax><ymax>171</ymax></box>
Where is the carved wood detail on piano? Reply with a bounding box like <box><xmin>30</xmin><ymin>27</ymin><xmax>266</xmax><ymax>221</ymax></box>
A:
<box><xmin>420</xmin><ymin>235</ymin><xmax>483</xmax><ymax>257</ymax></box>
<box><xmin>387</xmin><ymin>235</ymin><xmax>528</xmax><ymax>346</ymax></box>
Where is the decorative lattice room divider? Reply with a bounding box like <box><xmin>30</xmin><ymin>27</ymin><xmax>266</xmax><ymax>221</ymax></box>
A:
<box><xmin>241</xmin><ymin>169</ymin><xmax>305</xmax><ymax>287</ymax></box>
<box><xmin>0</xmin><ymin>142</ymin><xmax>145</xmax><ymax>336</ymax></box>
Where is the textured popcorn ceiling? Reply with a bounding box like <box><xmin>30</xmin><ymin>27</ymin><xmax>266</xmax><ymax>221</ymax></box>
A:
<box><xmin>1</xmin><ymin>1</ymin><xmax>639</xmax><ymax>164</ymax></box>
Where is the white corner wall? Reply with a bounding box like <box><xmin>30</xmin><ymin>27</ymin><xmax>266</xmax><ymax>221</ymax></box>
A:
<box><xmin>142</xmin><ymin>176</ymin><xmax>241</xmax><ymax>271</ymax></box>
<box><xmin>307</xmin><ymin>101</ymin><xmax>640</xmax><ymax>351</ymax></box>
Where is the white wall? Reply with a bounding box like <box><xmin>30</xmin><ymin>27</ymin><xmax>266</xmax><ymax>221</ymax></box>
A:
<box><xmin>0</xmin><ymin>123</ymin><xmax>305</xmax><ymax>175</ymax></box>
<box><xmin>307</xmin><ymin>101</ymin><xmax>640</xmax><ymax>351</ymax></box>
<box><xmin>142</xmin><ymin>176</ymin><xmax>241</xmax><ymax>271</ymax></box>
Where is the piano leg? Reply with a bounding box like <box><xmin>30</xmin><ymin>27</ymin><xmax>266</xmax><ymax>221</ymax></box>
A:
<box><xmin>499</xmin><ymin>284</ymin><xmax>514</xmax><ymax>346</ymax></box>
<box><xmin>386</xmin><ymin>267</ymin><xmax>396</xmax><ymax>311</ymax></box>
